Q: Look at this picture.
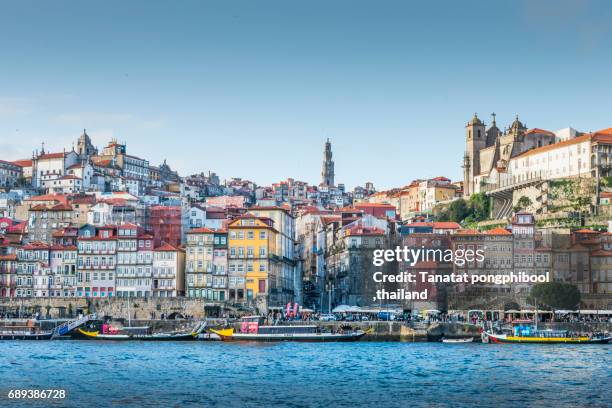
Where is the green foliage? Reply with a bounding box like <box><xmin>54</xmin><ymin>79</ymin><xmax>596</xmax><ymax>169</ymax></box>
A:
<box><xmin>448</xmin><ymin>199</ymin><xmax>469</xmax><ymax>222</ymax></box>
<box><xmin>548</xmin><ymin>178</ymin><xmax>594</xmax><ymax>211</ymax></box>
<box><xmin>513</xmin><ymin>195</ymin><xmax>532</xmax><ymax>213</ymax></box>
<box><xmin>528</xmin><ymin>282</ymin><xmax>581</xmax><ymax>311</ymax></box>
<box><xmin>601</xmin><ymin>176</ymin><xmax>612</xmax><ymax>187</ymax></box>
<box><xmin>435</xmin><ymin>193</ymin><xmax>490</xmax><ymax>224</ymax></box>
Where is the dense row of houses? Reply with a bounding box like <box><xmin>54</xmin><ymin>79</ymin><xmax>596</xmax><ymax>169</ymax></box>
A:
<box><xmin>1</xmin><ymin>123</ymin><xmax>612</xmax><ymax>313</ymax></box>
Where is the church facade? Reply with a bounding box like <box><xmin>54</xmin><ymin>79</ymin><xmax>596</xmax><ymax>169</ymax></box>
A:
<box><xmin>462</xmin><ymin>113</ymin><xmax>612</xmax><ymax>219</ymax></box>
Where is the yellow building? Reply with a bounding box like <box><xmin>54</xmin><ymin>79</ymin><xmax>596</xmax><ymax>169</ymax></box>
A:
<box><xmin>228</xmin><ymin>215</ymin><xmax>279</xmax><ymax>311</ymax></box>
<box><xmin>248</xmin><ymin>206</ymin><xmax>296</xmax><ymax>305</ymax></box>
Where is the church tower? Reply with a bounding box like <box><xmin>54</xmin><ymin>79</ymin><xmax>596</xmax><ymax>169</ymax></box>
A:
<box><xmin>321</xmin><ymin>138</ymin><xmax>335</xmax><ymax>187</ymax></box>
<box><xmin>76</xmin><ymin>129</ymin><xmax>97</xmax><ymax>160</ymax></box>
<box><xmin>463</xmin><ymin>113</ymin><xmax>486</xmax><ymax>197</ymax></box>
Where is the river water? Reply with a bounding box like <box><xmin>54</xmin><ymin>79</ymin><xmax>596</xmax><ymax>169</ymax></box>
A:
<box><xmin>0</xmin><ymin>341</ymin><xmax>609</xmax><ymax>407</ymax></box>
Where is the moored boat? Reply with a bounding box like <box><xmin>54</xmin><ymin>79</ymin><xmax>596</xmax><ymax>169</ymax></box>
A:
<box><xmin>76</xmin><ymin>322</ymin><xmax>200</xmax><ymax>341</ymax></box>
<box><xmin>211</xmin><ymin>316</ymin><xmax>368</xmax><ymax>342</ymax></box>
<box><xmin>0</xmin><ymin>319</ymin><xmax>54</xmax><ymax>340</ymax></box>
<box><xmin>442</xmin><ymin>337</ymin><xmax>474</xmax><ymax>343</ymax></box>
<box><xmin>483</xmin><ymin>320</ymin><xmax>611</xmax><ymax>344</ymax></box>
<box><xmin>212</xmin><ymin>326</ymin><xmax>367</xmax><ymax>342</ymax></box>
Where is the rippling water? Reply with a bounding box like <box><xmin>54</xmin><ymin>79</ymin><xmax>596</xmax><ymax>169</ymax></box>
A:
<box><xmin>0</xmin><ymin>341</ymin><xmax>610</xmax><ymax>407</ymax></box>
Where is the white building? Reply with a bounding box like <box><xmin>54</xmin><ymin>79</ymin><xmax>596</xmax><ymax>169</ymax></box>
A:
<box><xmin>49</xmin><ymin>245</ymin><xmax>78</xmax><ymax>297</ymax></box>
<box><xmin>152</xmin><ymin>243</ymin><xmax>185</xmax><ymax>297</ymax></box>
<box><xmin>42</xmin><ymin>175</ymin><xmax>83</xmax><ymax>194</ymax></box>
<box><xmin>115</xmin><ymin>224</ymin><xmax>154</xmax><ymax>298</ymax></box>
<box><xmin>505</xmin><ymin>134</ymin><xmax>591</xmax><ymax>183</ymax></box>
<box><xmin>32</xmin><ymin>151</ymin><xmax>80</xmax><ymax>188</ymax></box>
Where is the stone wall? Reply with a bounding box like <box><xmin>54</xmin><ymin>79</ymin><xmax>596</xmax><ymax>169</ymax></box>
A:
<box><xmin>0</xmin><ymin>297</ymin><xmax>215</xmax><ymax>319</ymax></box>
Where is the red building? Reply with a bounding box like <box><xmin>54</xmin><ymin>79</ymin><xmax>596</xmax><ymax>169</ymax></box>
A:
<box><xmin>148</xmin><ymin>206</ymin><xmax>183</xmax><ymax>247</ymax></box>
<box><xmin>353</xmin><ymin>203</ymin><xmax>397</xmax><ymax>220</ymax></box>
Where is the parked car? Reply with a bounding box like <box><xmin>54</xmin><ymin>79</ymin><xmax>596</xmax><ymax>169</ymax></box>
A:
<box><xmin>320</xmin><ymin>313</ymin><xmax>336</xmax><ymax>321</ymax></box>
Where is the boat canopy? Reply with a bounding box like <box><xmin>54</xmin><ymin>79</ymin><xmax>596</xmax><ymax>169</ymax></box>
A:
<box><xmin>332</xmin><ymin>305</ymin><xmax>402</xmax><ymax>314</ymax></box>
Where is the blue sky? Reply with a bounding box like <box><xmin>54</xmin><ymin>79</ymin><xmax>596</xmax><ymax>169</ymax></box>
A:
<box><xmin>1</xmin><ymin>0</ymin><xmax>611</xmax><ymax>189</ymax></box>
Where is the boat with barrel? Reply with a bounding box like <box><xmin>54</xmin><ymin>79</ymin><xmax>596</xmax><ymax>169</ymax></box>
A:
<box><xmin>482</xmin><ymin>319</ymin><xmax>611</xmax><ymax>344</ymax></box>
<box><xmin>211</xmin><ymin>316</ymin><xmax>368</xmax><ymax>342</ymax></box>
<box><xmin>76</xmin><ymin>321</ymin><xmax>205</xmax><ymax>341</ymax></box>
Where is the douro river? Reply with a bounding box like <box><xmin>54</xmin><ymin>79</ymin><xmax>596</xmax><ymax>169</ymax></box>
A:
<box><xmin>0</xmin><ymin>341</ymin><xmax>609</xmax><ymax>407</ymax></box>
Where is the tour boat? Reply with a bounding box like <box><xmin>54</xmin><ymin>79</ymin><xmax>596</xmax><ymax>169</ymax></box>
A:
<box><xmin>482</xmin><ymin>320</ymin><xmax>611</xmax><ymax>344</ymax></box>
<box><xmin>0</xmin><ymin>320</ymin><xmax>54</xmax><ymax>340</ymax></box>
<box><xmin>441</xmin><ymin>337</ymin><xmax>474</xmax><ymax>343</ymax></box>
<box><xmin>211</xmin><ymin>326</ymin><xmax>368</xmax><ymax>342</ymax></box>
<box><xmin>211</xmin><ymin>316</ymin><xmax>369</xmax><ymax>342</ymax></box>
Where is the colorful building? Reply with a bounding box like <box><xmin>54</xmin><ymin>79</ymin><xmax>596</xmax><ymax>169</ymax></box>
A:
<box><xmin>228</xmin><ymin>215</ymin><xmax>279</xmax><ymax>311</ymax></box>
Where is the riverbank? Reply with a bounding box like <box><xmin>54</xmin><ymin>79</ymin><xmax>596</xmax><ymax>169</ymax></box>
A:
<box><xmin>33</xmin><ymin>318</ymin><xmax>612</xmax><ymax>342</ymax></box>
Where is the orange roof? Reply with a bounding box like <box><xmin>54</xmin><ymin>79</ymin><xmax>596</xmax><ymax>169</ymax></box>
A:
<box><xmin>50</xmin><ymin>203</ymin><xmax>73</xmax><ymax>211</ymax></box>
<box><xmin>50</xmin><ymin>245</ymin><xmax>77</xmax><ymax>251</ymax></box>
<box><xmin>594</xmin><ymin>127</ymin><xmax>612</xmax><ymax>135</ymax></box>
<box><xmin>345</xmin><ymin>225</ymin><xmax>385</xmax><ymax>236</ymax></box>
<box><xmin>455</xmin><ymin>229</ymin><xmax>480</xmax><ymax>236</ymax></box>
<box><xmin>38</xmin><ymin>152</ymin><xmax>65</xmax><ymax>160</ymax></box>
<box><xmin>154</xmin><ymin>243</ymin><xmax>181</xmax><ymax>251</ymax></box>
<box><xmin>600</xmin><ymin>192</ymin><xmax>612</xmax><ymax>198</ymax></box>
<box><xmin>433</xmin><ymin>222</ymin><xmax>461</xmax><ymax>229</ymax></box>
<box><xmin>485</xmin><ymin>227</ymin><xmax>512</xmax><ymax>235</ymax></box>
<box><xmin>574</xmin><ymin>229</ymin><xmax>599</xmax><ymax>234</ymax></box>
<box><xmin>354</xmin><ymin>203</ymin><xmax>396</xmax><ymax>208</ymax></box>
<box><xmin>188</xmin><ymin>227</ymin><xmax>217</xmax><ymax>234</ymax></box>
<box><xmin>524</xmin><ymin>128</ymin><xmax>554</xmax><ymax>136</ymax></box>
<box><xmin>592</xmin><ymin>132</ymin><xmax>612</xmax><ymax>144</ymax></box>
<box><xmin>11</xmin><ymin>159</ymin><xmax>32</xmax><ymax>167</ymax></box>
<box><xmin>405</xmin><ymin>222</ymin><xmax>461</xmax><ymax>229</ymax></box>
<box><xmin>28</xmin><ymin>194</ymin><xmax>69</xmax><ymax>204</ymax></box>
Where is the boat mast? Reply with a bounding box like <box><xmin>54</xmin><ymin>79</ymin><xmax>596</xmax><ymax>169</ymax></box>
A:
<box><xmin>534</xmin><ymin>298</ymin><xmax>538</xmax><ymax>332</ymax></box>
<box><xmin>128</xmin><ymin>296</ymin><xmax>131</xmax><ymax>327</ymax></box>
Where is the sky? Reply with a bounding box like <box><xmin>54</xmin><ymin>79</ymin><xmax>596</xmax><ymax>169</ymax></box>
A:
<box><xmin>1</xmin><ymin>0</ymin><xmax>612</xmax><ymax>190</ymax></box>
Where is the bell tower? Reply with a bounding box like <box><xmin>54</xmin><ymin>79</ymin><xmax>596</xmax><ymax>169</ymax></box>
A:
<box><xmin>464</xmin><ymin>113</ymin><xmax>486</xmax><ymax>197</ymax></box>
<box><xmin>321</xmin><ymin>138</ymin><xmax>335</xmax><ymax>187</ymax></box>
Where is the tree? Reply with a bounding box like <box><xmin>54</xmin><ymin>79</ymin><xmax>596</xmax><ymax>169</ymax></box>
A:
<box><xmin>469</xmin><ymin>193</ymin><xmax>490</xmax><ymax>221</ymax></box>
<box><xmin>513</xmin><ymin>195</ymin><xmax>532</xmax><ymax>213</ymax></box>
<box><xmin>448</xmin><ymin>199</ymin><xmax>469</xmax><ymax>222</ymax></box>
<box><xmin>528</xmin><ymin>282</ymin><xmax>581</xmax><ymax>311</ymax></box>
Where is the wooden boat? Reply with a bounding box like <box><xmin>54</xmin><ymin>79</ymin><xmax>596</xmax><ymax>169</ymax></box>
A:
<box><xmin>211</xmin><ymin>325</ymin><xmax>368</xmax><ymax>342</ymax></box>
<box><xmin>483</xmin><ymin>320</ymin><xmax>611</xmax><ymax>344</ymax></box>
<box><xmin>77</xmin><ymin>327</ymin><xmax>197</xmax><ymax>341</ymax></box>
<box><xmin>0</xmin><ymin>329</ymin><xmax>53</xmax><ymax>340</ymax></box>
<box><xmin>0</xmin><ymin>319</ymin><xmax>54</xmax><ymax>340</ymax></box>
<box><xmin>485</xmin><ymin>331</ymin><xmax>611</xmax><ymax>344</ymax></box>
<box><xmin>442</xmin><ymin>337</ymin><xmax>474</xmax><ymax>343</ymax></box>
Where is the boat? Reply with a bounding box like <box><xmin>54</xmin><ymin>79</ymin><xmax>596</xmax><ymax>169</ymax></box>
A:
<box><xmin>210</xmin><ymin>316</ymin><xmax>368</xmax><ymax>342</ymax></box>
<box><xmin>483</xmin><ymin>319</ymin><xmax>611</xmax><ymax>344</ymax></box>
<box><xmin>0</xmin><ymin>319</ymin><xmax>54</xmax><ymax>340</ymax></box>
<box><xmin>76</xmin><ymin>322</ymin><xmax>200</xmax><ymax>341</ymax></box>
<box><xmin>441</xmin><ymin>337</ymin><xmax>474</xmax><ymax>343</ymax></box>
<box><xmin>211</xmin><ymin>326</ymin><xmax>367</xmax><ymax>342</ymax></box>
